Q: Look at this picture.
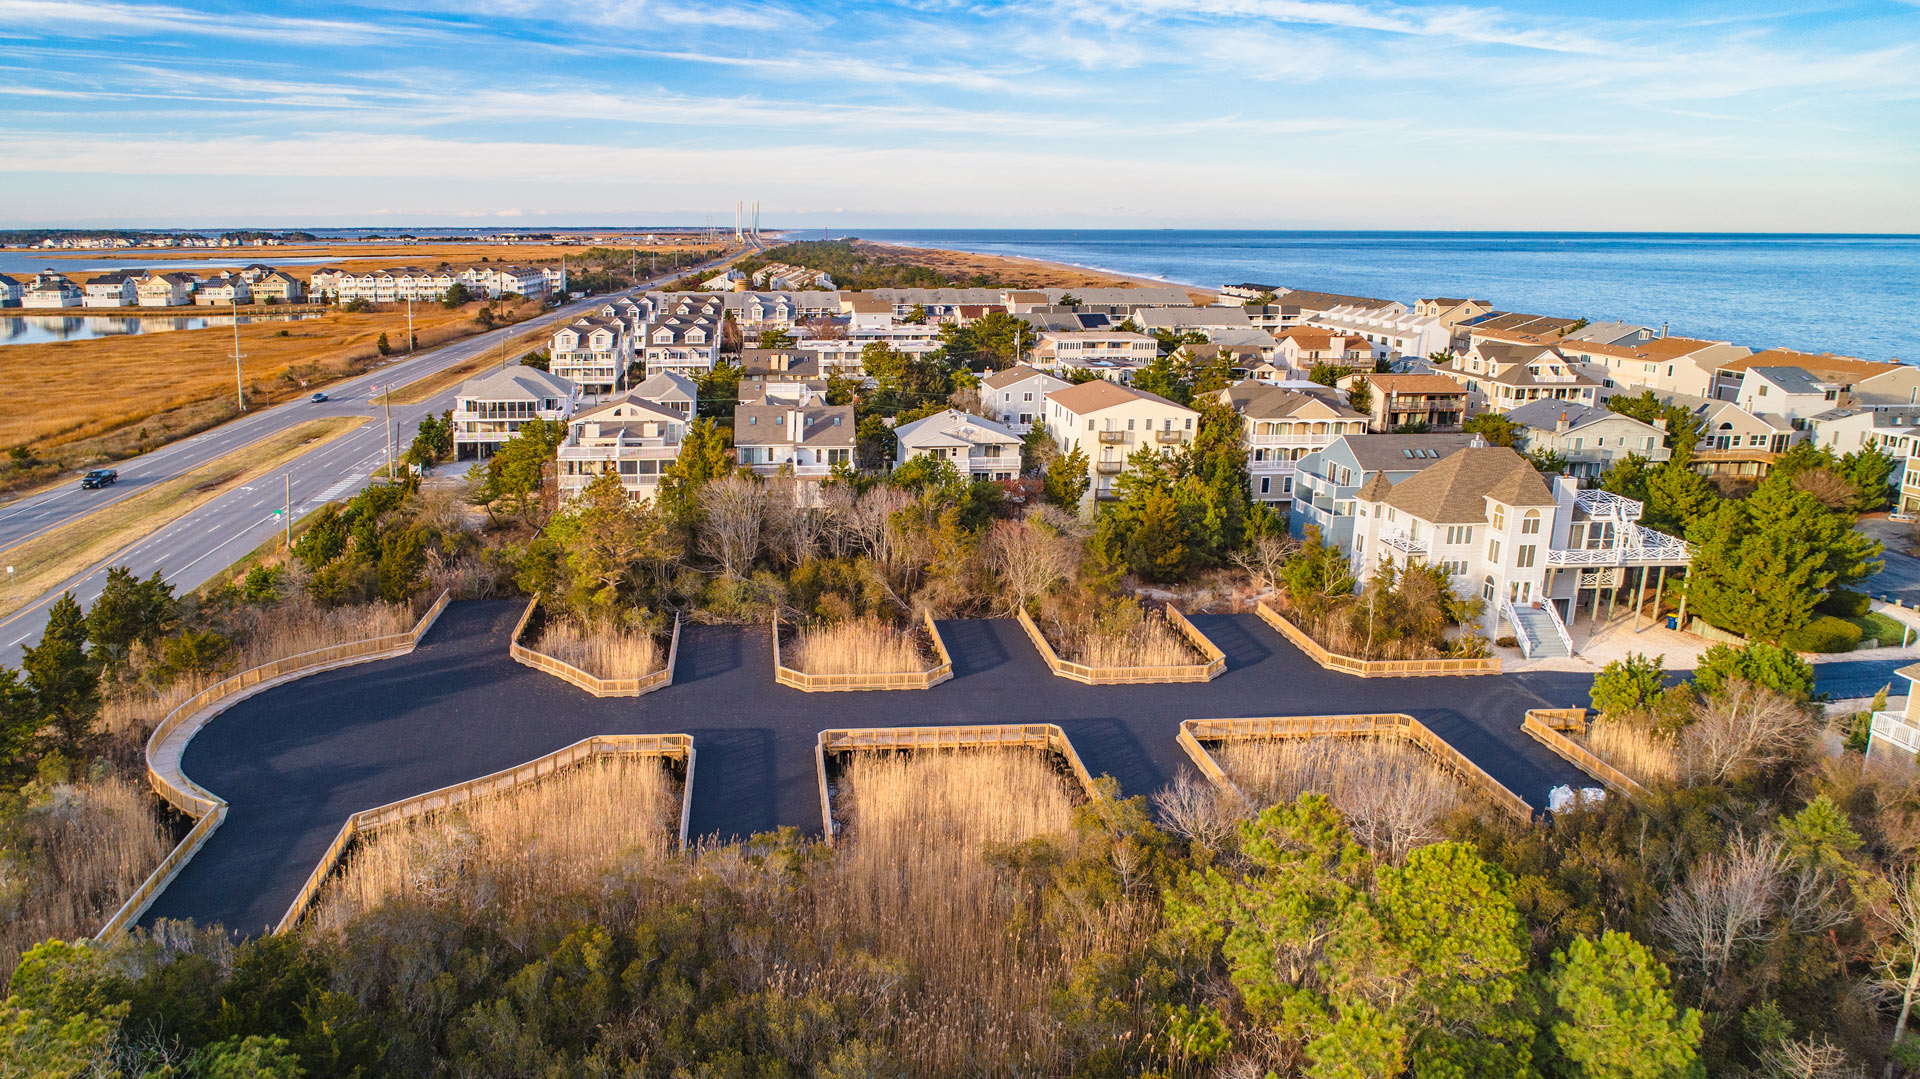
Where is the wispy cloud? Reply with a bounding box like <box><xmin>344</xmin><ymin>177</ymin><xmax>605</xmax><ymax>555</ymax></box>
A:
<box><xmin>0</xmin><ymin>0</ymin><xmax>442</xmax><ymax>44</ymax></box>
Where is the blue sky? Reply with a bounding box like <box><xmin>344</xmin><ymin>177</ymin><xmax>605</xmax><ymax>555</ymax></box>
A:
<box><xmin>1</xmin><ymin>0</ymin><xmax>1916</xmax><ymax>230</ymax></box>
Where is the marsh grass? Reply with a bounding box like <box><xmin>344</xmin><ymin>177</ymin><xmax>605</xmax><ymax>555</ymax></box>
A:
<box><xmin>789</xmin><ymin>618</ymin><xmax>928</xmax><ymax>675</ymax></box>
<box><xmin>1585</xmin><ymin>718</ymin><xmax>1681</xmax><ymax>784</ymax></box>
<box><xmin>532</xmin><ymin>618</ymin><xmax>662</xmax><ymax>680</ymax></box>
<box><xmin>0</xmin><ymin>776</ymin><xmax>171</xmax><ymax>983</ymax></box>
<box><xmin>311</xmin><ymin>755</ymin><xmax>677</xmax><ymax>930</ymax></box>
<box><xmin>1053</xmin><ymin>607</ymin><xmax>1200</xmax><ymax>668</ymax></box>
<box><xmin>1216</xmin><ymin>737</ymin><xmax>1471</xmax><ymax>861</ymax></box>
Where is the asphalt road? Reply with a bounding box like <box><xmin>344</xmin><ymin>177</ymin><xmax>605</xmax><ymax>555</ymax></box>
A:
<box><xmin>147</xmin><ymin>600</ymin><xmax>1610</xmax><ymax>934</ymax></box>
<box><xmin>0</xmin><ymin>259</ymin><xmax>734</xmax><ymax>668</ymax></box>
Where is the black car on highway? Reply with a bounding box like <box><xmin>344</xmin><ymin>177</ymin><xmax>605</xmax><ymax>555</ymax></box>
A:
<box><xmin>81</xmin><ymin>468</ymin><xmax>117</xmax><ymax>489</ymax></box>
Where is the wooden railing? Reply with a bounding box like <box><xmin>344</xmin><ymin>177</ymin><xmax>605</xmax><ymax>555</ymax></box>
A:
<box><xmin>1519</xmin><ymin>708</ymin><xmax>1647</xmax><ymax>800</ymax></box>
<box><xmin>96</xmin><ymin>591</ymin><xmax>450</xmax><ymax>939</ymax></box>
<box><xmin>772</xmin><ymin>611</ymin><xmax>954</xmax><ymax>691</ymax></box>
<box><xmin>815</xmin><ymin>723</ymin><xmax>1101</xmax><ymax>845</ymax></box>
<box><xmin>1255</xmin><ymin>600</ymin><xmax>1500</xmax><ymax>677</ymax></box>
<box><xmin>1178</xmin><ymin>713</ymin><xmax>1533</xmax><ymax>823</ymax></box>
<box><xmin>1016</xmin><ymin>606</ymin><xmax>1226</xmax><ymax>685</ymax></box>
<box><xmin>509</xmin><ymin>594</ymin><xmax>677</xmax><ymax>697</ymax></box>
<box><xmin>275</xmin><ymin>733</ymin><xmax>695</xmax><ymax>934</ymax></box>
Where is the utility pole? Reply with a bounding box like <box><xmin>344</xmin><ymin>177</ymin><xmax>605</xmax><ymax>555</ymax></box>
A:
<box><xmin>231</xmin><ymin>297</ymin><xmax>246</xmax><ymax>411</ymax></box>
<box><xmin>406</xmin><ymin>294</ymin><xmax>415</xmax><ymax>352</ymax></box>
<box><xmin>284</xmin><ymin>473</ymin><xmax>292</xmax><ymax>550</ymax></box>
<box><xmin>384</xmin><ymin>386</ymin><xmax>394</xmax><ymax>479</ymax></box>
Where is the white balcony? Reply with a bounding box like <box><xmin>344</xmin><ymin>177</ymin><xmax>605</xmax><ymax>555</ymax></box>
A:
<box><xmin>1873</xmin><ymin>710</ymin><xmax>1920</xmax><ymax>756</ymax></box>
<box><xmin>1378</xmin><ymin>529</ymin><xmax>1429</xmax><ymax>557</ymax></box>
<box><xmin>1545</xmin><ymin>524</ymin><xmax>1690</xmax><ymax>567</ymax></box>
<box><xmin>1247</xmin><ymin>434</ymin><xmax>1333</xmax><ymax>447</ymax></box>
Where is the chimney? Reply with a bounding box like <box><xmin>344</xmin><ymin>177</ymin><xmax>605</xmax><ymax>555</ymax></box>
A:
<box><xmin>1555</xmin><ymin>411</ymin><xmax>1570</xmax><ymax>434</ymax></box>
<box><xmin>1660</xmin><ymin>321</ymin><xmax>1669</xmax><ymax>339</ymax></box>
<box><xmin>787</xmin><ymin>409</ymin><xmax>803</xmax><ymax>442</ymax></box>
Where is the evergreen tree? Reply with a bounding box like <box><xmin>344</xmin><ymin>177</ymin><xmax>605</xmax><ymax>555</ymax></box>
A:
<box><xmin>1598</xmin><ymin>453</ymin><xmax>1655</xmax><ymax>505</ymax></box>
<box><xmin>21</xmin><ymin>593</ymin><xmax>100</xmax><ymax>756</ymax></box>
<box><xmin>656</xmin><ymin>417</ymin><xmax>734</xmax><ymax>533</ymax></box>
<box><xmin>1640</xmin><ymin>459</ymin><xmax>1719</xmax><ymax>536</ymax></box>
<box><xmin>1683</xmin><ymin>483</ymin><xmax>1881</xmax><ymax>641</ymax></box>
<box><xmin>0</xmin><ymin>667</ymin><xmax>38</xmax><ymax>783</ymax></box>
<box><xmin>1544</xmin><ymin>932</ymin><xmax>1702</xmax><ymax>1079</ymax></box>
<box><xmin>84</xmin><ymin>566</ymin><xmax>177</xmax><ymax>665</ymax></box>
<box><xmin>1462</xmin><ymin>412</ymin><xmax>1522</xmax><ymax>448</ymax></box>
<box><xmin>1345</xmin><ymin>376</ymin><xmax>1373</xmax><ymax>416</ymax></box>
<box><xmin>1042</xmin><ymin>445</ymin><xmax>1091</xmax><ymax>508</ymax></box>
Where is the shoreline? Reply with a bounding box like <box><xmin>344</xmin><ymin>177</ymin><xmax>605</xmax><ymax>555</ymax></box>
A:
<box><xmin>855</xmin><ymin>239</ymin><xmax>1218</xmax><ymax>303</ymax></box>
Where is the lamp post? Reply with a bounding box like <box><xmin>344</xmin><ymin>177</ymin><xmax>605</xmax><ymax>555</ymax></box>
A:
<box><xmin>231</xmin><ymin>294</ymin><xmax>246</xmax><ymax>411</ymax></box>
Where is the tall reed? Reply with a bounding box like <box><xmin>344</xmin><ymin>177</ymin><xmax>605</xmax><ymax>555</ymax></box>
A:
<box><xmin>1585</xmin><ymin>719</ymin><xmax>1680</xmax><ymax>784</ymax></box>
<box><xmin>311</xmin><ymin>755</ymin><xmax>677</xmax><ymax>930</ymax></box>
<box><xmin>532</xmin><ymin>619</ymin><xmax>661</xmax><ymax>680</ymax></box>
<box><xmin>821</xmin><ymin>750</ymin><xmax>1081</xmax><ymax>1072</ymax></box>
<box><xmin>0</xmin><ymin>776</ymin><xmax>170</xmax><ymax>983</ymax></box>
<box><xmin>1057</xmin><ymin>610</ymin><xmax>1198</xmax><ymax>668</ymax></box>
<box><xmin>789</xmin><ymin>618</ymin><xmax>927</xmax><ymax>675</ymax></box>
<box><xmin>1217</xmin><ymin>737</ymin><xmax>1469</xmax><ymax>862</ymax></box>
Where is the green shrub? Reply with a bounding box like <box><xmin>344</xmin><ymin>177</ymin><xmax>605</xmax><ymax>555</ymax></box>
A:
<box><xmin>1692</xmin><ymin>641</ymin><xmax>1818</xmax><ymax>699</ymax></box>
<box><xmin>1855</xmin><ymin>610</ymin><xmax>1909</xmax><ymax>647</ymax></box>
<box><xmin>1781</xmin><ymin>615</ymin><xmax>1862</xmax><ymax>654</ymax></box>
<box><xmin>1591</xmin><ymin>652</ymin><xmax>1667</xmax><ymax>719</ymax></box>
<box><xmin>1818</xmin><ymin>588</ymin><xmax>1871</xmax><ymax>618</ymax></box>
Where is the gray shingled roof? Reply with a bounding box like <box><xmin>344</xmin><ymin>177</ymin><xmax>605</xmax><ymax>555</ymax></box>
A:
<box><xmin>1383</xmin><ymin>447</ymin><xmax>1556</xmax><ymax>523</ymax></box>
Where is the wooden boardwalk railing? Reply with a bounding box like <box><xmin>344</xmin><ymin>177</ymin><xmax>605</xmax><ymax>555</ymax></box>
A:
<box><xmin>1255</xmin><ymin>600</ymin><xmax>1501</xmax><ymax>677</ymax></box>
<box><xmin>509</xmin><ymin>595</ymin><xmax>677</xmax><ymax>697</ymax></box>
<box><xmin>97</xmin><ymin>590</ymin><xmax>450</xmax><ymax>939</ymax></box>
<box><xmin>814</xmin><ymin>723</ymin><xmax>1101</xmax><ymax>845</ymax></box>
<box><xmin>1177</xmin><ymin>713</ymin><xmax>1534</xmax><ymax>823</ymax></box>
<box><xmin>772</xmin><ymin>611</ymin><xmax>954</xmax><ymax>691</ymax></box>
<box><xmin>274</xmin><ymin>733</ymin><xmax>695</xmax><ymax>934</ymax></box>
<box><xmin>1519</xmin><ymin>708</ymin><xmax>1647</xmax><ymax>800</ymax></box>
<box><xmin>1017</xmin><ymin>606</ymin><xmax>1226</xmax><ymax>685</ymax></box>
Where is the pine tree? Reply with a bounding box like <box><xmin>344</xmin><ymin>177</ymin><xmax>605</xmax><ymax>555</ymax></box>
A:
<box><xmin>1545</xmin><ymin>932</ymin><xmax>1702</xmax><ymax>1079</ymax></box>
<box><xmin>21</xmin><ymin>592</ymin><xmax>100</xmax><ymax>756</ymax></box>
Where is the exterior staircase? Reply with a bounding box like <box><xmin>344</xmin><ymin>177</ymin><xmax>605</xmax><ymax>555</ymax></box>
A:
<box><xmin>1508</xmin><ymin>604</ymin><xmax>1570</xmax><ymax>659</ymax></box>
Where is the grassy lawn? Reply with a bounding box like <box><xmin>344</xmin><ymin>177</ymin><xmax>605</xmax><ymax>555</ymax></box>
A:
<box><xmin>0</xmin><ymin>416</ymin><xmax>366</xmax><ymax>621</ymax></box>
<box><xmin>1855</xmin><ymin>610</ymin><xmax>1913</xmax><ymax>647</ymax></box>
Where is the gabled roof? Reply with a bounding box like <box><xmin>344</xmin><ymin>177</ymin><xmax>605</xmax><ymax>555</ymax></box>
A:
<box><xmin>1336</xmin><ymin>433</ymin><xmax>1479</xmax><ymax>471</ymax></box>
<box><xmin>1383</xmin><ymin>447</ymin><xmax>1556</xmax><ymax>523</ymax></box>
<box><xmin>1046</xmin><ymin>379</ymin><xmax>1195</xmax><ymax>415</ymax></box>
<box><xmin>1459</xmin><ymin>311</ymin><xmax>1582</xmax><ymax>336</ymax></box>
<box><xmin>1138</xmin><ymin>307</ymin><xmax>1251</xmax><ymax>329</ymax></box>
<box><xmin>1505</xmin><ymin>400</ymin><xmax>1657</xmax><ymax>433</ymax></box>
<box><xmin>1744</xmin><ymin>365</ymin><xmax>1832</xmax><ymax>395</ymax></box>
<box><xmin>573</xmin><ymin>393</ymin><xmax>683</xmax><ymax>426</ymax></box>
<box><xmin>457</xmin><ymin>365</ymin><xmax>578</xmax><ymax>401</ymax></box>
<box><xmin>1356</xmin><ymin>472</ymin><xmax>1395</xmax><ymax>501</ymax></box>
<box><xmin>634</xmin><ymin>371</ymin><xmax>696</xmax><ymax>402</ymax></box>
<box><xmin>982</xmin><ymin>364</ymin><xmax>1065</xmax><ymax>391</ymax></box>
<box><xmin>733</xmin><ymin>404</ymin><xmax>856</xmax><ymax>447</ymax></box>
<box><xmin>1219</xmin><ymin>380</ymin><xmax>1361</xmax><ymax>421</ymax></box>
<box><xmin>1366</xmin><ymin>374</ymin><xmax>1467</xmax><ymax>395</ymax></box>
<box><xmin>1724</xmin><ymin>349</ymin><xmax>1897</xmax><ymax>384</ymax></box>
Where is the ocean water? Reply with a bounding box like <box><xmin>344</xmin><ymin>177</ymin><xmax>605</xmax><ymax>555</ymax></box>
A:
<box><xmin>856</xmin><ymin>230</ymin><xmax>1919</xmax><ymax>363</ymax></box>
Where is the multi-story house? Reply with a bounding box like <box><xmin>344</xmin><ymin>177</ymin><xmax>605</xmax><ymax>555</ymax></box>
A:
<box><xmin>1138</xmin><ymin>306</ymin><xmax>1252</xmax><ymax>336</ymax></box>
<box><xmin>1731</xmin><ymin>366</ymin><xmax>1839</xmax><ymax>423</ymax></box>
<box><xmin>1547</xmin><ymin>333</ymin><xmax>1749</xmax><ymax>399</ymax></box>
<box><xmin>1505</xmin><ymin>400</ymin><xmax>1669</xmax><ymax>480</ymax></box>
<box><xmin>981</xmin><ymin>365</ymin><xmax>1069</xmax><ymax>433</ymax></box>
<box><xmin>23</xmin><ymin>271</ymin><xmax>84</xmax><ymax>308</ymax></box>
<box><xmin>1692</xmin><ymin>400</ymin><xmax>1800</xmax><ymax>481</ymax></box>
<box><xmin>1453</xmin><ymin>311</ymin><xmax>1583</xmax><ymax>349</ymax></box>
<box><xmin>893</xmin><ymin>410</ymin><xmax>1023</xmax><ymax>481</ymax></box>
<box><xmin>735</xmin><ymin>291</ymin><xmax>842</xmax><ymax>330</ymax></box>
<box><xmin>630</xmin><ymin>371</ymin><xmax>697</xmax><ymax>419</ymax></box>
<box><xmin>1709</xmin><ymin>348</ymin><xmax>1901</xmax><ymax>404</ymax></box>
<box><xmin>1866</xmin><ymin>664</ymin><xmax>1920</xmax><ymax>764</ymax></box>
<box><xmin>1452</xmin><ymin>340</ymin><xmax>1600</xmax><ymax>414</ymax></box>
<box><xmin>556</xmin><ymin>393</ymin><xmax>689</xmax><ymax>504</ymax></box>
<box><xmin>1807</xmin><ymin>406</ymin><xmax>1920</xmax><ymax>506</ymax></box>
<box><xmin>1275</xmin><ymin>327</ymin><xmax>1373</xmax><ymax>375</ymax></box>
<box><xmin>194</xmin><ymin>274</ymin><xmax>252</xmax><ymax>305</ymax></box>
<box><xmin>1347</xmin><ymin>447</ymin><xmax>1690</xmax><ymax>655</ymax></box>
<box><xmin>841</xmin><ymin>292</ymin><xmax>894</xmax><ymax>331</ymax></box>
<box><xmin>738</xmin><ymin>348</ymin><xmax>825</xmax><ymax>383</ymax></box>
<box><xmin>1031</xmin><ymin>331</ymin><xmax>1158</xmax><ymax>380</ymax></box>
<box><xmin>1413</xmin><ymin>297</ymin><xmax>1493</xmax><ymax>337</ymax></box>
<box><xmin>643</xmin><ymin>314</ymin><xmax>722</xmax><ymax>378</ymax></box>
<box><xmin>733</xmin><ymin>403</ymin><xmax>856</xmax><ymax>488</ymax></box>
<box><xmin>549</xmin><ymin>315</ymin><xmax>631</xmax><ymax>397</ymax></box>
<box><xmin>136</xmin><ymin>272</ymin><xmax>197</xmax><ymax>307</ymax></box>
<box><xmin>1290</xmin><ymin>433</ymin><xmax>1477</xmax><ymax>547</ymax></box>
<box><xmin>1308</xmin><ymin>304</ymin><xmax>1447</xmax><ymax>360</ymax></box>
<box><xmin>1340</xmin><ymin>373</ymin><xmax>1468</xmax><ymax>431</ymax></box>
<box><xmin>1242</xmin><ymin>291</ymin><xmax>1404</xmax><ymax>332</ymax></box>
<box><xmin>81</xmin><ymin>271</ymin><xmax>139</xmax><ymax>307</ymax></box>
<box><xmin>452</xmin><ymin>366</ymin><xmax>580</xmax><ymax>461</ymax></box>
<box><xmin>1215</xmin><ymin>381</ymin><xmax>1368</xmax><ymax>507</ymax></box>
<box><xmin>252</xmin><ymin>270</ymin><xmax>304</xmax><ymax>303</ymax></box>
<box><xmin>0</xmin><ymin>274</ymin><xmax>21</xmax><ymax>307</ymax></box>
<box><xmin>1042</xmin><ymin>380</ymin><xmax>1200</xmax><ymax>505</ymax></box>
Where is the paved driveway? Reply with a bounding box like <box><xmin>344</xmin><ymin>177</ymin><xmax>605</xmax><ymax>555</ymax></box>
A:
<box><xmin>1858</xmin><ymin>517</ymin><xmax>1920</xmax><ymax>606</ymax></box>
<box><xmin>141</xmin><ymin>598</ymin><xmax>1856</xmax><ymax>935</ymax></box>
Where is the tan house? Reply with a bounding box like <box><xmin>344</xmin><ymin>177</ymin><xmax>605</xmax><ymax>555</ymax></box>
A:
<box><xmin>1339</xmin><ymin>373</ymin><xmax>1468</xmax><ymax>431</ymax></box>
<box><xmin>1274</xmin><ymin>327</ymin><xmax>1373</xmax><ymax>375</ymax></box>
<box><xmin>1043</xmin><ymin>380</ymin><xmax>1200</xmax><ymax>505</ymax></box>
<box><xmin>557</xmin><ymin>393</ymin><xmax>688</xmax><ymax>503</ymax></box>
<box><xmin>733</xmin><ymin>403</ymin><xmax>856</xmax><ymax>487</ymax></box>
<box><xmin>1454</xmin><ymin>340</ymin><xmax>1601</xmax><ymax>414</ymax></box>
<box><xmin>137</xmin><ymin>272</ymin><xmax>197</xmax><ymax>307</ymax></box>
<box><xmin>1031</xmin><ymin>331</ymin><xmax>1158</xmax><ymax>380</ymax></box>
<box><xmin>981</xmin><ymin>365</ymin><xmax>1070</xmax><ymax>433</ymax></box>
<box><xmin>1547</xmin><ymin>334</ymin><xmax>1750</xmax><ymax>399</ymax></box>
<box><xmin>1413</xmin><ymin>297</ymin><xmax>1493</xmax><ymax>337</ymax></box>
<box><xmin>1710</xmin><ymin>348</ymin><xmax>1904</xmax><ymax>404</ymax></box>
<box><xmin>1214</xmin><ymin>380</ymin><xmax>1368</xmax><ymax>506</ymax></box>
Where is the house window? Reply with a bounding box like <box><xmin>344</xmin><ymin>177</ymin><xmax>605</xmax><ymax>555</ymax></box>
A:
<box><xmin>1483</xmin><ymin>575</ymin><xmax>1496</xmax><ymax>601</ymax></box>
<box><xmin>1259</xmin><ymin>477</ymin><xmax>1270</xmax><ymax>494</ymax></box>
<box><xmin>1517</xmin><ymin>545</ymin><xmax>1536</xmax><ymax>568</ymax></box>
<box><xmin>1487</xmin><ymin>539</ymin><xmax>1502</xmax><ymax>563</ymax></box>
<box><xmin>1521</xmin><ymin>511</ymin><xmax>1541</xmax><ymax>535</ymax></box>
<box><xmin>1491</xmin><ymin>506</ymin><xmax>1506</xmax><ymax>530</ymax></box>
<box><xmin>1445</xmin><ymin>525</ymin><xmax>1473</xmax><ymax>545</ymax></box>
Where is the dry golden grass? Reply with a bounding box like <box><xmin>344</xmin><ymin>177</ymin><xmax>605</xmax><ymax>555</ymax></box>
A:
<box><xmin>827</xmin><ymin>750</ymin><xmax>1087</xmax><ymax>1069</ymax></box>
<box><xmin>850</xmin><ymin>239</ymin><xmax>1216</xmax><ymax>303</ymax></box>
<box><xmin>1216</xmin><ymin>737</ymin><xmax>1471</xmax><ymax>861</ymax></box>
<box><xmin>532</xmin><ymin>618</ymin><xmax>661</xmax><ymax>680</ymax></box>
<box><xmin>0</xmin><ymin>776</ymin><xmax>171</xmax><ymax>984</ymax></box>
<box><xmin>0</xmin><ymin>299</ymin><xmax>535</xmax><ymax>460</ymax></box>
<box><xmin>310</xmin><ymin>755</ymin><xmax>677</xmax><ymax>930</ymax></box>
<box><xmin>387</xmin><ymin>318</ymin><xmax>564</xmax><ymax>404</ymax></box>
<box><xmin>1057</xmin><ymin>610</ymin><xmax>1199</xmax><ymax>668</ymax></box>
<box><xmin>789</xmin><ymin>618</ymin><xmax>928</xmax><ymax>675</ymax></box>
<box><xmin>0</xmin><ymin>417</ymin><xmax>366</xmax><ymax>621</ymax></box>
<box><xmin>1585</xmin><ymin>719</ymin><xmax>1681</xmax><ymax>784</ymax></box>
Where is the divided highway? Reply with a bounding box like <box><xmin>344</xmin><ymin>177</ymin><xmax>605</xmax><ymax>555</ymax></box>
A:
<box><xmin>0</xmin><ymin>264</ymin><xmax>719</xmax><ymax>669</ymax></box>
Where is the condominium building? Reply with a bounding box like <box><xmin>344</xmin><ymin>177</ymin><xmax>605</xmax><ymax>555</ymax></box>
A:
<box><xmin>556</xmin><ymin>393</ymin><xmax>689</xmax><ymax>503</ymax></box>
<box><xmin>549</xmin><ymin>315</ymin><xmax>632</xmax><ymax>397</ymax></box>
<box><xmin>733</xmin><ymin>403</ymin><xmax>856</xmax><ymax>485</ymax></box>
<box><xmin>1307</xmin><ymin>303</ymin><xmax>1447</xmax><ymax>360</ymax></box>
<box><xmin>1214</xmin><ymin>380</ymin><xmax>1369</xmax><ymax>507</ymax></box>
<box><xmin>1030</xmin><ymin>331</ymin><xmax>1158</xmax><ymax>380</ymax></box>
<box><xmin>452</xmin><ymin>366</ymin><xmax>580</xmax><ymax>461</ymax></box>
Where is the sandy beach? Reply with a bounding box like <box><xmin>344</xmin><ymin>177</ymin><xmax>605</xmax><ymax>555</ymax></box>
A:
<box><xmin>854</xmin><ymin>239</ymin><xmax>1217</xmax><ymax>304</ymax></box>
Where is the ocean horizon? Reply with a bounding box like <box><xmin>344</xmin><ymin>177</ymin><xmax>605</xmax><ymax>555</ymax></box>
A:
<box><xmin>851</xmin><ymin>229</ymin><xmax>1919</xmax><ymax>364</ymax></box>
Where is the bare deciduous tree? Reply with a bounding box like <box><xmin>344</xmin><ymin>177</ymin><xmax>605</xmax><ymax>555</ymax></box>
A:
<box><xmin>1152</xmin><ymin>770</ymin><xmax>1245</xmax><ymax>852</ymax></box>
<box><xmin>759</xmin><ymin>472</ymin><xmax>824</xmax><ymax>568</ymax></box>
<box><xmin>1873</xmin><ymin>864</ymin><xmax>1920</xmax><ymax>1064</ymax></box>
<box><xmin>982</xmin><ymin>518</ymin><xmax>1079</xmax><ymax>616</ymax></box>
<box><xmin>1231</xmin><ymin>531</ymin><xmax>1293</xmax><ymax>595</ymax></box>
<box><xmin>1658</xmin><ymin>832</ymin><xmax>1783</xmax><ymax>989</ymax></box>
<box><xmin>698</xmin><ymin>474</ymin><xmax>764</xmax><ymax>579</ymax></box>
<box><xmin>1758</xmin><ymin>1035</ymin><xmax>1863</xmax><ymax>1079</ymax></box>
<box><xmin>1677</xmin><ymin>679</ymin><xmax>1820</xmax><ymax>785</ymax></box>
